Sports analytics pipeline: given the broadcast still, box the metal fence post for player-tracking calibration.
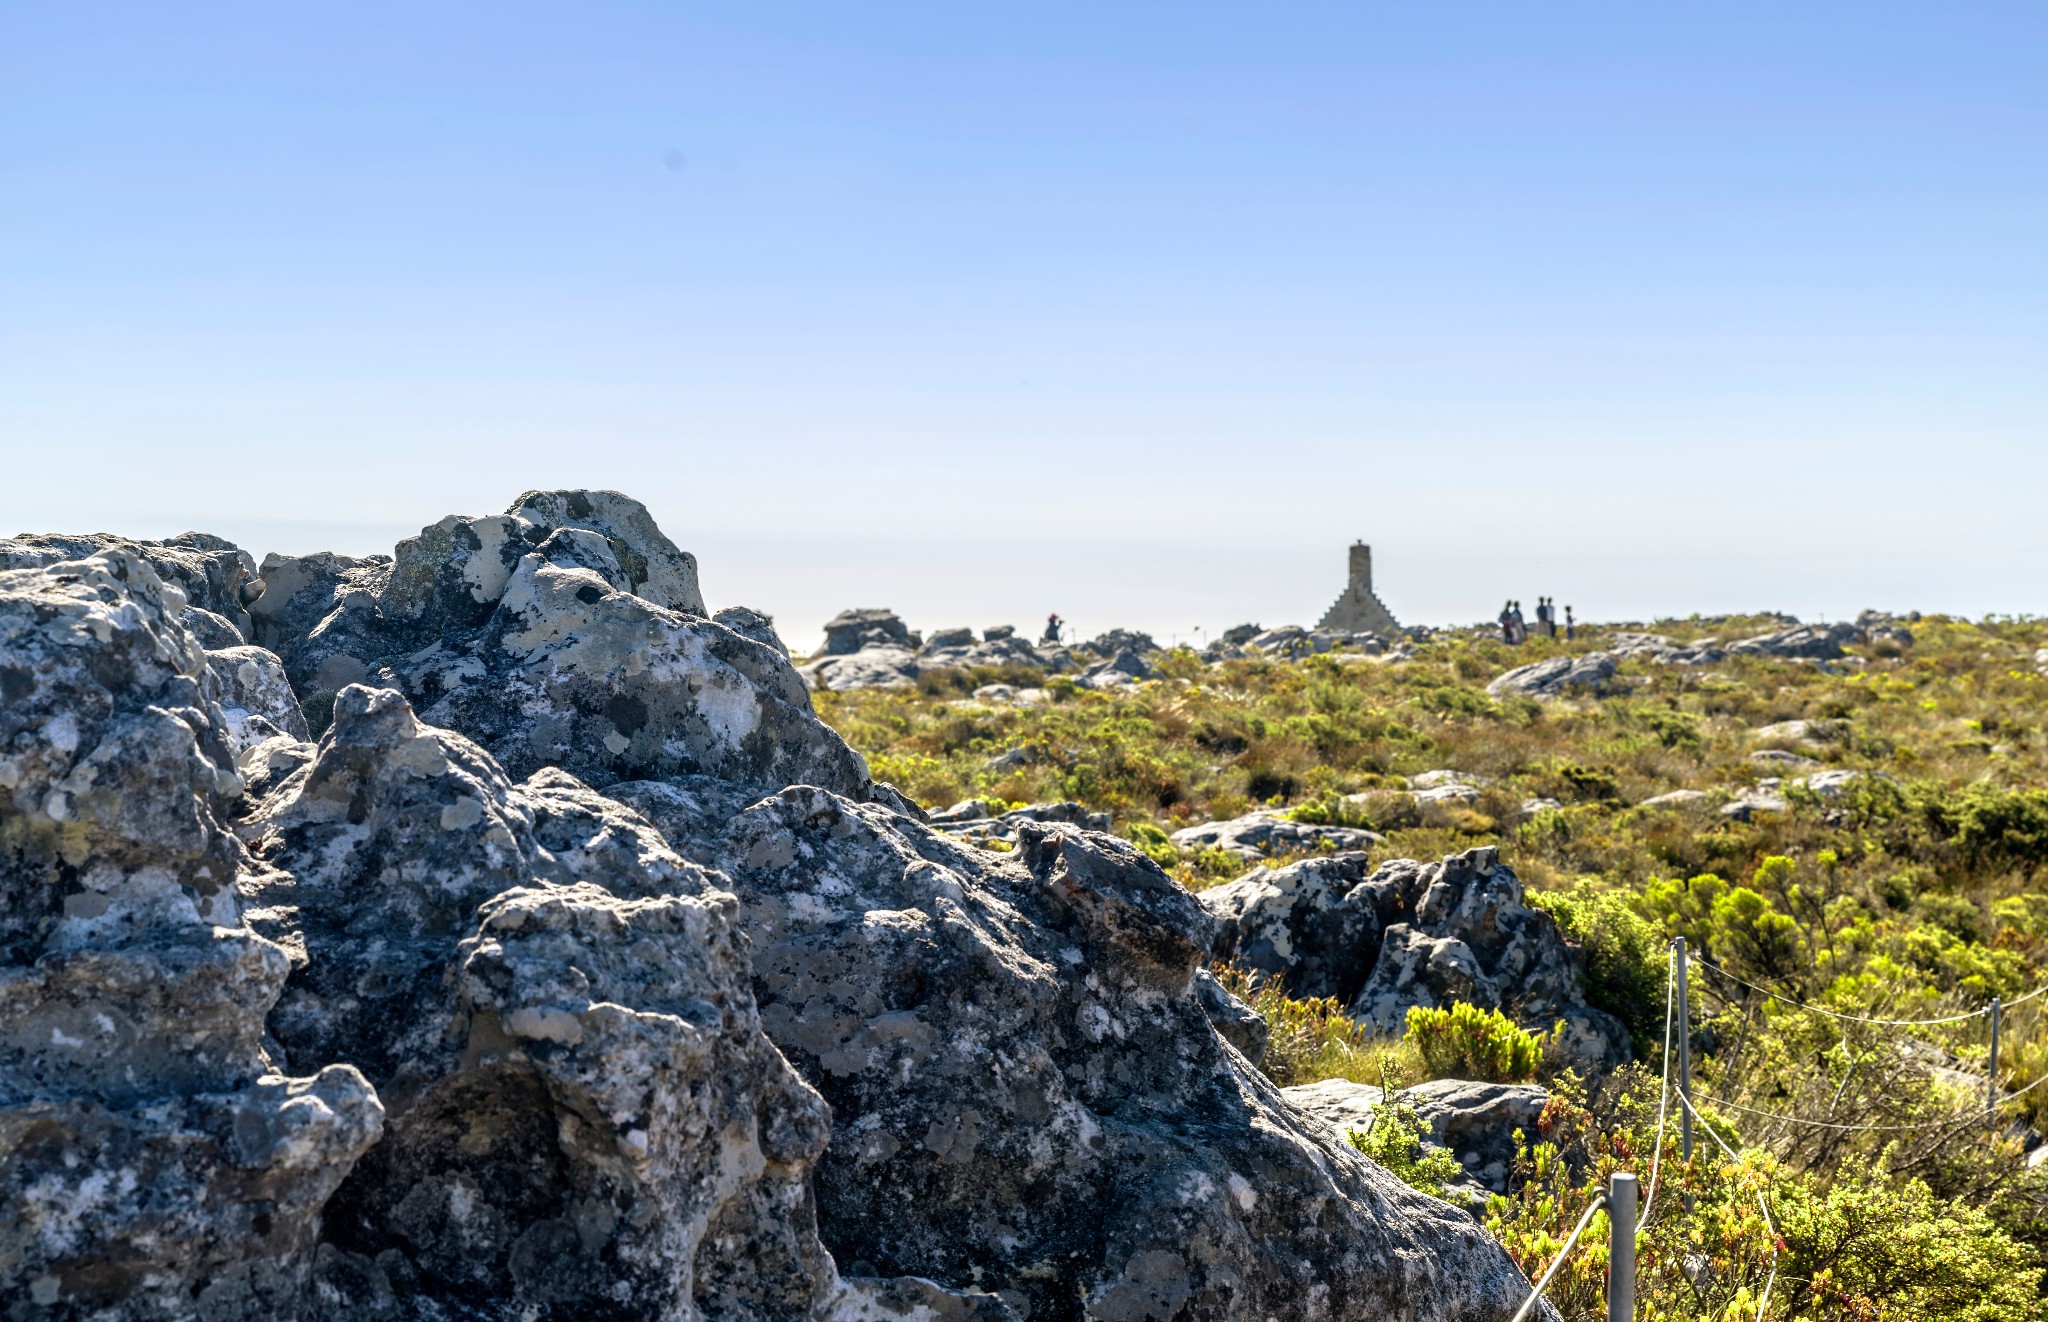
[1607,1172,1638,1322]
[1988,996,2002,1129]
[1675,938,1692,1167]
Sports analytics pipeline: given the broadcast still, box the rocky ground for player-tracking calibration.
[0,495,1549,1321]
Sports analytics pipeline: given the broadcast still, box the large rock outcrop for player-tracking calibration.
[4,494,1551,1322]
[0,551,382,1318]
[1202,847,1629,1072]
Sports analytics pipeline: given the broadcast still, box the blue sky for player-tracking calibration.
[3,3,2043,645]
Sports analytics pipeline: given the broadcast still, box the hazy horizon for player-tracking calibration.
[5,3,2044,642]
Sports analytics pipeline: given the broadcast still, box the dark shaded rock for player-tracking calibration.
[821,608,916,656]
[1194,967,1270,1064]
[1204,848,1629,1074]
[242,687,989,1320]
[609,786,1544,1321]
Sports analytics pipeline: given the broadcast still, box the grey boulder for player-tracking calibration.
[1485,652,1618,700]
[0,550,383,1319]
[1170,810,1384,862]
[1205,848,1629,1074]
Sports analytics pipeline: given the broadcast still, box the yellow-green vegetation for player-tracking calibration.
[816,615,2048,1318]
[1345,1057,1465,1200]
[1405,1002,1545,1083]
[1209,964,1422,1086]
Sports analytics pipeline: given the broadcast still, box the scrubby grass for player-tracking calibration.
[817,615,2048,1318]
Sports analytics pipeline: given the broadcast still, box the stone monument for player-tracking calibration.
[1317,540,1403,636]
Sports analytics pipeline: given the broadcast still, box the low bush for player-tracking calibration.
[1404,1002,1543,1083]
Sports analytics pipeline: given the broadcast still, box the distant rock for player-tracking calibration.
[1078,647,1154,690]
[1239,626,1388,659]
[1079,628,1160,657]
[1794,768,1882,798]
[1486,652,1619,700]
[1639,789,1712,809]
[1608,633,1722,666]
[1728,621,1860,661]
[1751,718,1847,746]
[802,645,923,691]
[923,626,976,651]
[1169,811,1384,862]
[1405,770,1488,806]
[821,607,918,656]
[1749,748,1822,771]
[1720,787,1789,821]
[926,800,1111,844]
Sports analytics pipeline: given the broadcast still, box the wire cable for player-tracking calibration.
[1508,1192,1610,1322]
[1703,1070,2048,1133]
[1694,961,2045,1027]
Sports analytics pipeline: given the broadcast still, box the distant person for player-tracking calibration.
[1535,597,1552,638]
[1565,605,1576,641]
[1042,613,1063,645]
[1510,600,1526,644]
[1498,600,1515,644]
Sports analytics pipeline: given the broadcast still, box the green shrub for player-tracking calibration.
[1348,1101,1463,1199]
[1127,821,1179,868]
[1532,884,1668,1056]
[1403,1002,1542,1082]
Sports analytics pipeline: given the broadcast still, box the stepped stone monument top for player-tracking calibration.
[1317,541,1403,636]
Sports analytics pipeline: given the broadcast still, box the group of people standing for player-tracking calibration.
[1498,597,1573,644]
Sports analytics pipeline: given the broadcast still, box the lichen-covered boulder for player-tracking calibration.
[0,531,261,642]
[1204,848,1629,1074]
[609,784,1542,1321]
[0,551,382,1318]
[204,643,311,754]
[239,684,996,1320]
[387,552,872,794]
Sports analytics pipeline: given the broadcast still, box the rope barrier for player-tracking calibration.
[1637,944,1676,1234]
[1507,1191,1609,1322]
[1694,960,2048,1027]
